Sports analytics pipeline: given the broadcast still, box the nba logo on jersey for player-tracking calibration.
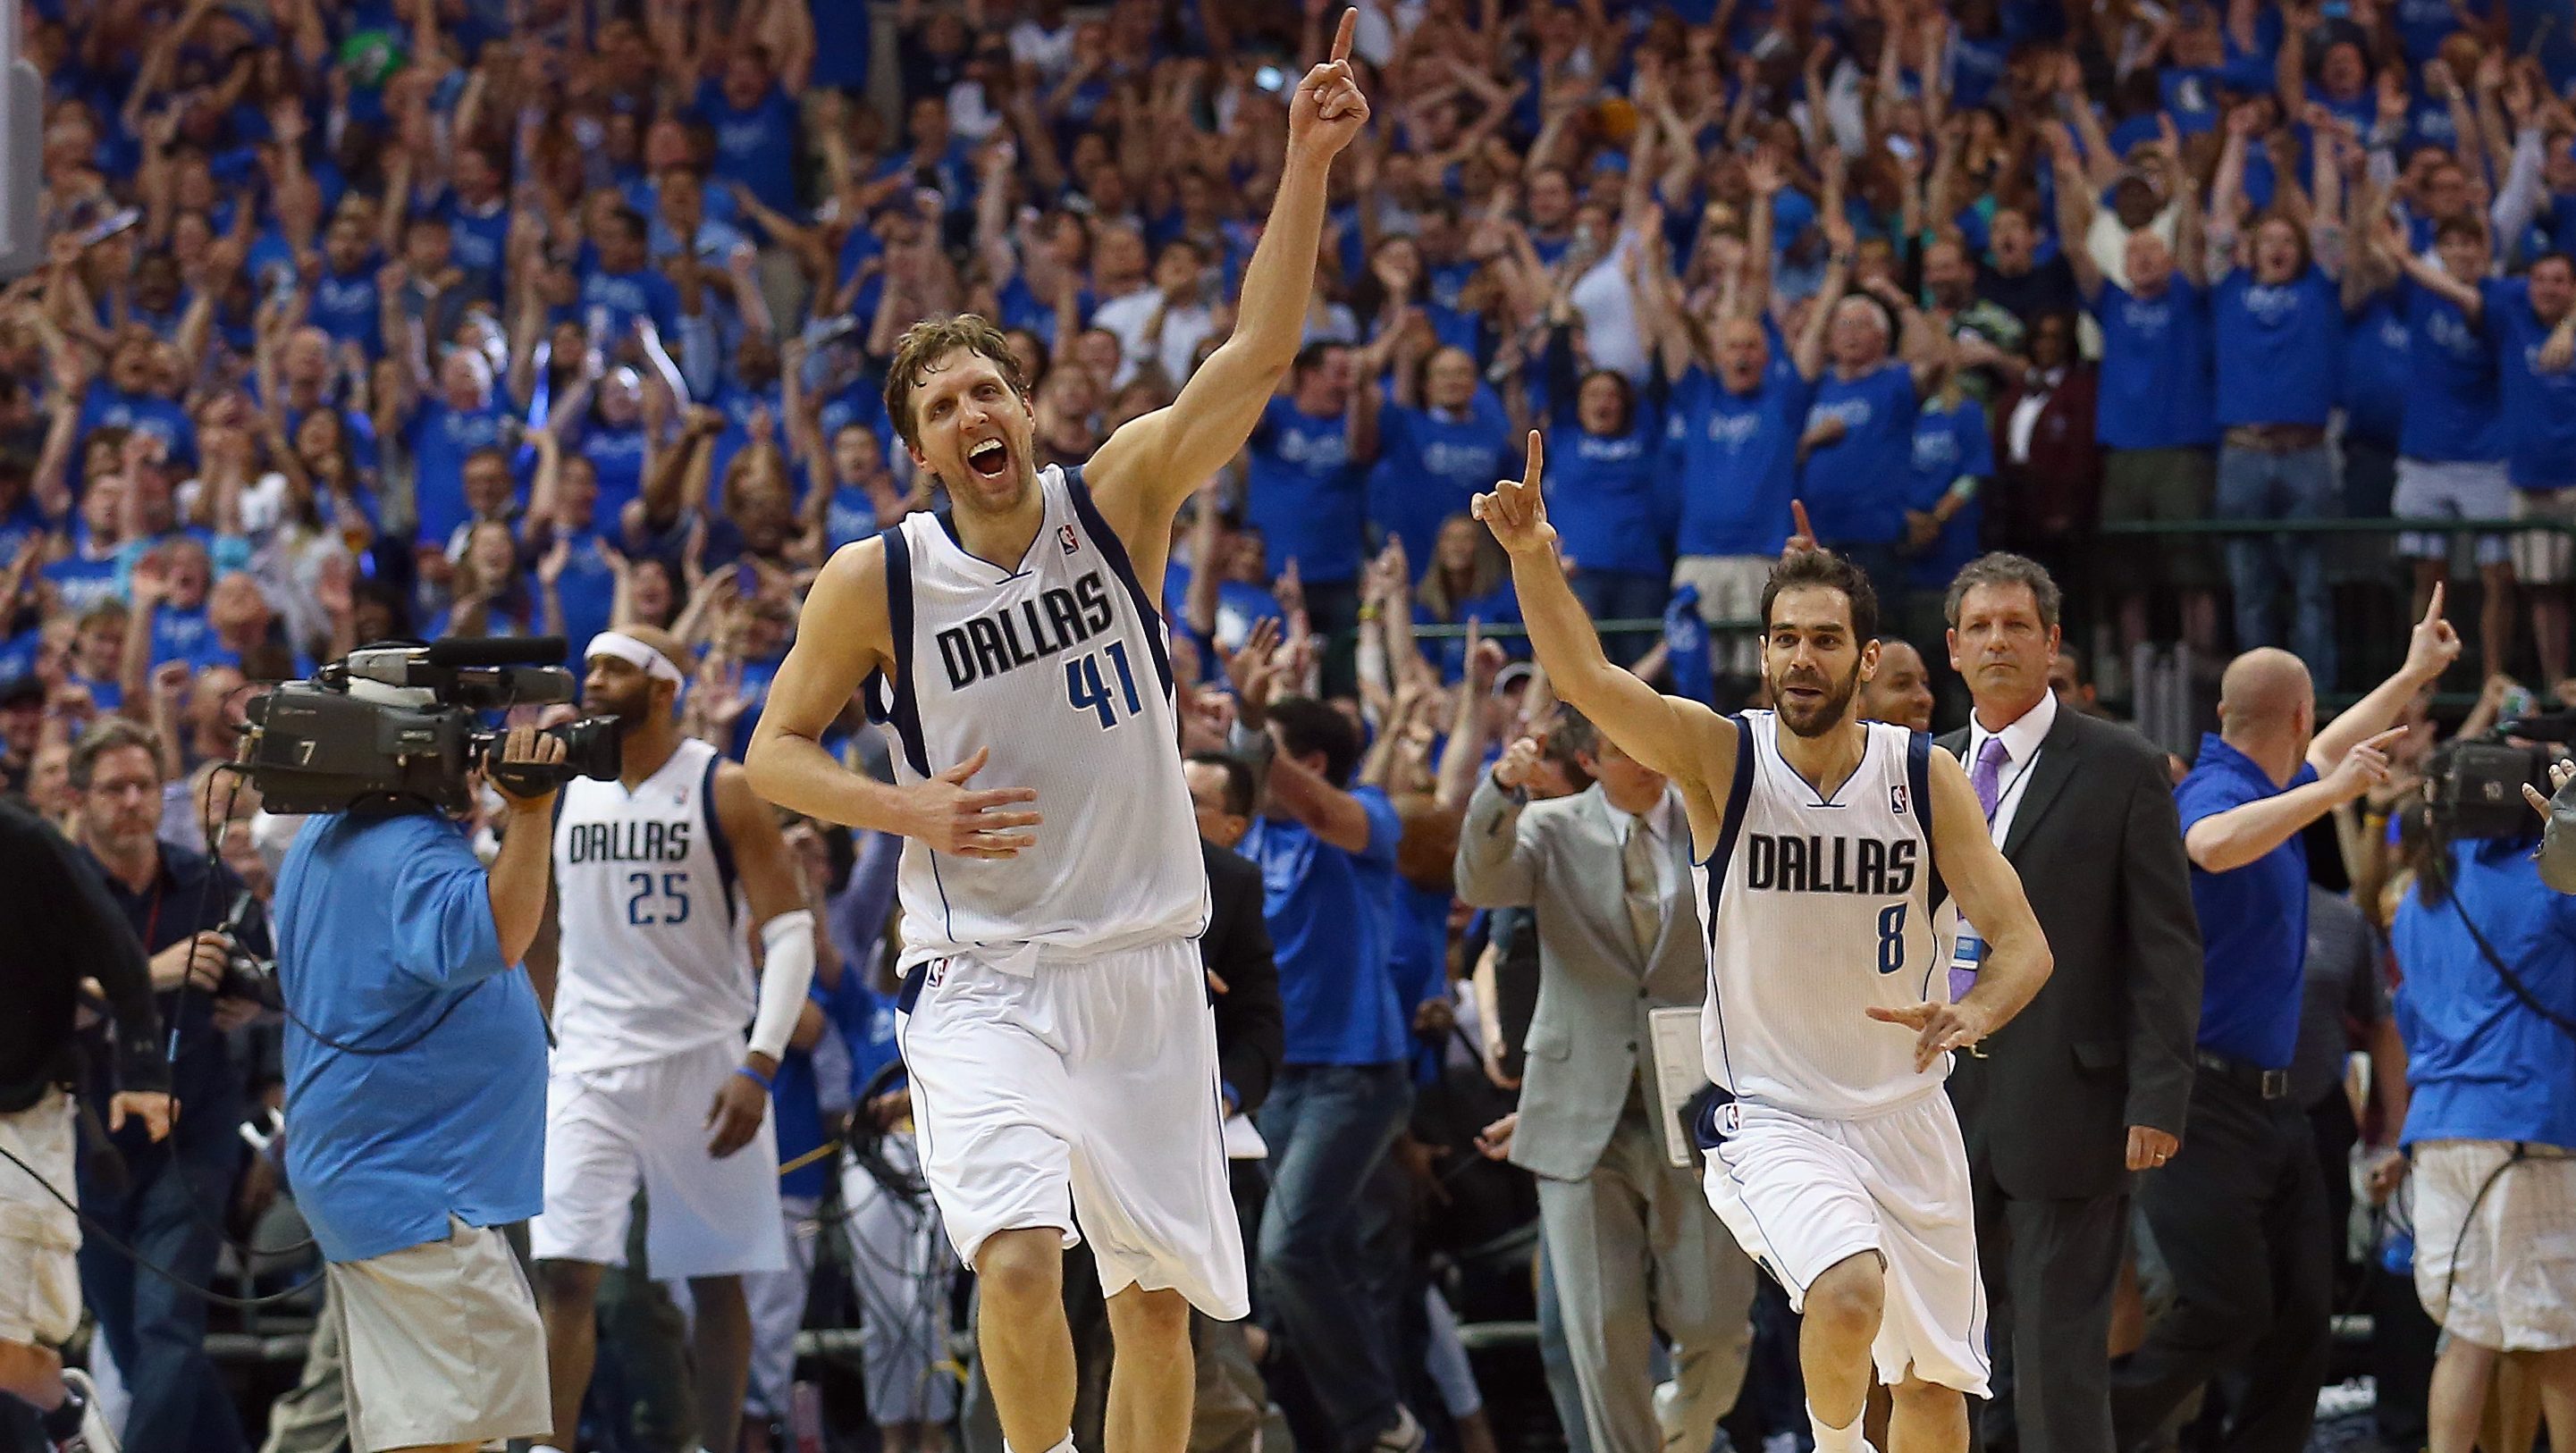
[1890,783,1908,817]
[1059,524,1081,555]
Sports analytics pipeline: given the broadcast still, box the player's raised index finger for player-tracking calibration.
[1329,5,1355,63]
[2424,580,2445,625]
[1523,429,1543,491]
[1790,499,1813,540]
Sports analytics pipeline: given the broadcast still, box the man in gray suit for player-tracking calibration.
[1455,709,1756,1453]
[1936,554,2202,1453]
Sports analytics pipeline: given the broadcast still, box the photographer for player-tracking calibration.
[2389,742,2576,1453]
[68,718,268,1453]
[268,724,567,1453]
[1,793,171,1452]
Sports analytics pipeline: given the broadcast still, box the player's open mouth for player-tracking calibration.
[966,440,1009,478]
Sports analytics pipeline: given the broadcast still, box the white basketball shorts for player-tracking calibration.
[531,1035,789,1279]
[897,936,1249,1320]
[1700,1088,1990,1394]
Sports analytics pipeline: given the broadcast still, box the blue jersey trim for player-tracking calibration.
[701,751,739,928]
[1060,463,1176,701]
[1907,729,1946,913]
[880,525,931,778]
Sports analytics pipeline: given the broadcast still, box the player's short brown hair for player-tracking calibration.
[1762,549,1880,645]
[882,314,1032,452]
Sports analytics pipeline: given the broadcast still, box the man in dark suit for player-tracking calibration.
[1935,554,2201,1453]
[1186,752,1286,1125]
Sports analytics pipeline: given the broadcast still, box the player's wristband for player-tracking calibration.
[735,1063,775,1093]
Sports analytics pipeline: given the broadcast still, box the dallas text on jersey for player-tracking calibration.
[935,569,1117,691]
[562,819,695,865]
[1739,832,1921,897]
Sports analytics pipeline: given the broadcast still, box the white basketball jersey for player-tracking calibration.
[551,736,753,1071]
[869,464,1208,969]
[1692,711,1955,1118]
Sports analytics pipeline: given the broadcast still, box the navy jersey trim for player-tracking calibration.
[1907,729,1947,913]
[1061,464,1176,701]
[701,752,740,928]
[880,525,930,777]
[1701,713,1757,877]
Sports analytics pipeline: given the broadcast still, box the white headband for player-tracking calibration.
[586,631,685,685]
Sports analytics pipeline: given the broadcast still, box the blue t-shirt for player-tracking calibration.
[550,530,619,665]
[578,266,684,342]
[147,602,224,668]
[309,265,383,357]
[409,399,512,544]
[2093,279,2218,449]
[2390,837,2576,1147]
[1906,396,1993,590]
[1667,365,1812,558]
[1242,787,1408,1065]
[43,554,120,616]
[2485,277,2576,488]
[2174,733,2319,1069]
[442,194,513,284]
[76,382,197,470]
[1245,399,1368,585]
[2214,265,2342,427]
[580,422,653,525]
[2395,277,2501,462]
[1368,392,1514,578]
[1549,415,1668,577]
[695,80,802,217]
[1800,362,1921,545]
[1162,559,1282,657]
[2341,292,2413,449]
[276,811,549,1263]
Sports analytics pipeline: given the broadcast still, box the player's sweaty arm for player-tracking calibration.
[1474,432,1737,815]
[1084,11,1369,581]
[745,540,1041,859]
[1879,747,2054,1069]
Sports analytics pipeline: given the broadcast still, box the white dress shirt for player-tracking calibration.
[1963,687,2058,847]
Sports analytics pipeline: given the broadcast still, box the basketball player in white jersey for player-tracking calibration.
[533,625,818,1453]
[1476,440,2054,1453]
[742,21,1367,1453]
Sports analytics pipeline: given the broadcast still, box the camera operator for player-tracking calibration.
[2390,743,2576,1453]
[1,792,172,1453]
[67,717,268,1453]
[268,724,567,1453]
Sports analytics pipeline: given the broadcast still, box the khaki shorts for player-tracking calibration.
[2101,448,2218,590]
[330,1215,552,1452]
[2410,1139,2576,1351]
[1672,555,1774,676]
[2510,487,2576,584]
[0,1089,81,1347]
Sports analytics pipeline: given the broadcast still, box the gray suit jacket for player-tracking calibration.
[1455,775,1709,1183]
[1938,706,2203,1201]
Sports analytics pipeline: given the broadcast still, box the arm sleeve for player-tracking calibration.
[40,816,168,1093]
[1208,861,1284,1116]
[385,819,511,990]
[1452,771,1539,908]
[2119,755,2204,1136]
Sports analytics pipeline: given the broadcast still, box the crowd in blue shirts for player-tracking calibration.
[15,0,2576,1443]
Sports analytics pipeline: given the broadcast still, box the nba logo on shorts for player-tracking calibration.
[1059,525,1081,555]
[1890,783,1908,816]
[1718,1101,1744,1137]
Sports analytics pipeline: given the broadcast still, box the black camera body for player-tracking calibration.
[241,637,623,815]
[2432,740,2556,841]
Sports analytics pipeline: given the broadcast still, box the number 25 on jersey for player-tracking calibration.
[1066,642,1143,728]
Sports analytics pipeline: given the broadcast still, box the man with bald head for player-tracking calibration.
[2110,594,2462,1453]
[1644,155,1833,698]
[2049,122,2221,668]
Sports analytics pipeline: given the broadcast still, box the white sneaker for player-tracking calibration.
[1374,1405,1427,1453]
[52,1370,119,1453]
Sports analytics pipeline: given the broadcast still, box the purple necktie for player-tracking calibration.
[1970,735,2009,823]
[1955,737,2011,1003]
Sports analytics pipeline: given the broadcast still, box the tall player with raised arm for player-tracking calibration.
[743,20,1368,1453]
[1475,438,2054,1453]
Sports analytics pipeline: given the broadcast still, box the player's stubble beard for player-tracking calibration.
[1772,657,1865,738]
